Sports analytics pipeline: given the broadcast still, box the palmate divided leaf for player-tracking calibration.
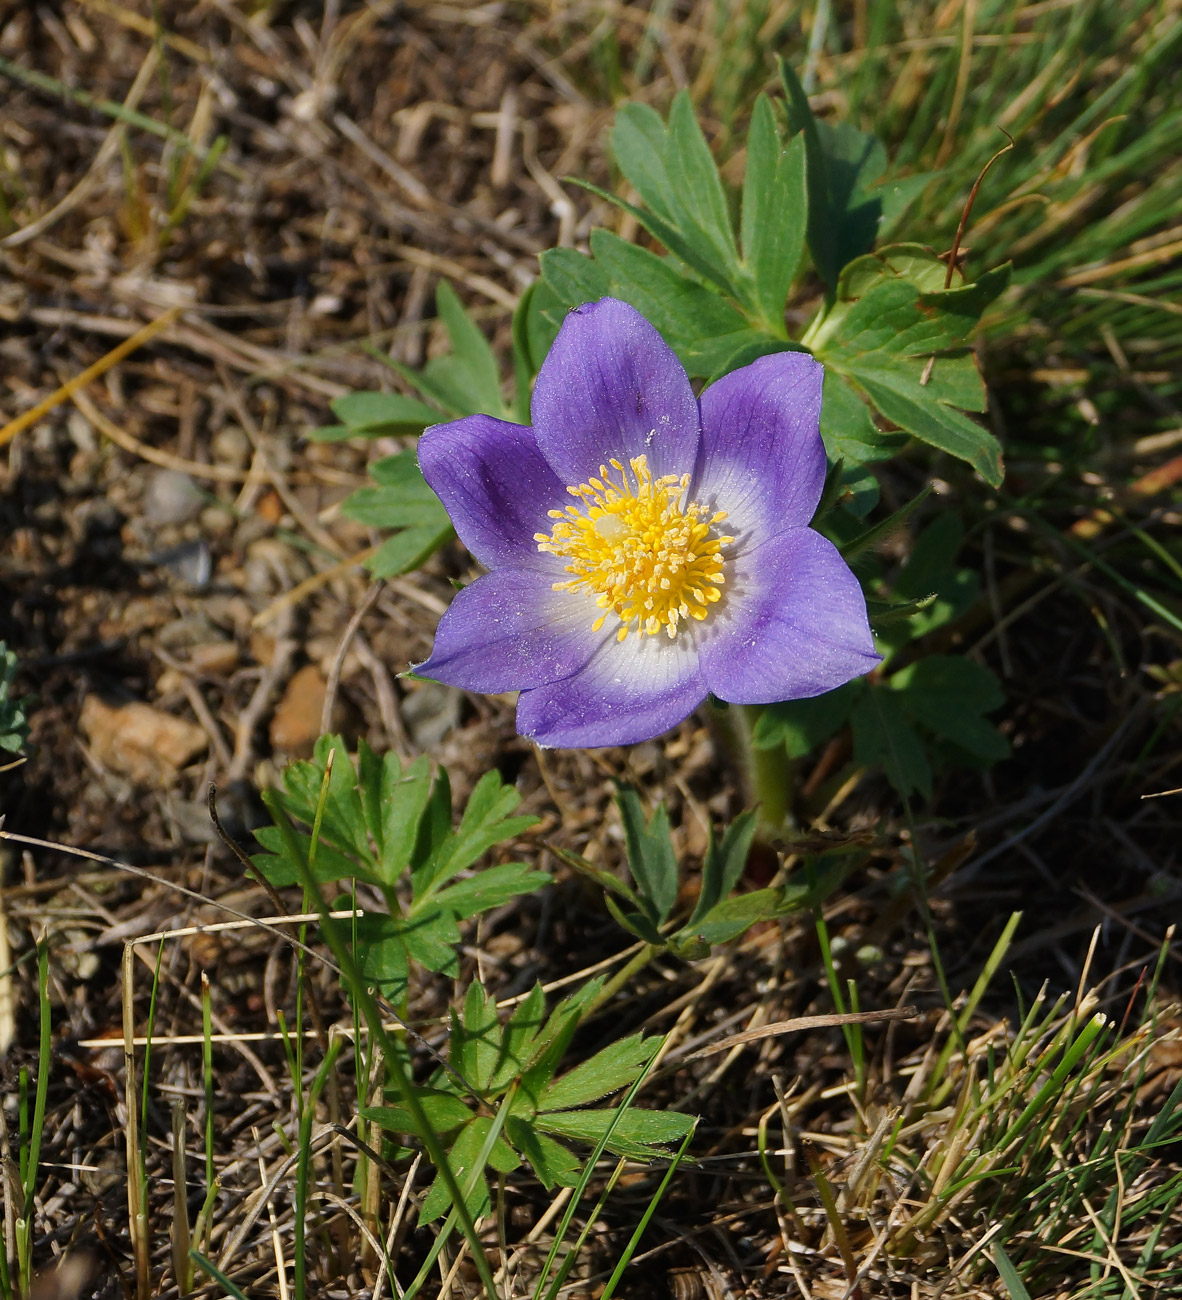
[597,787,810,954]
[538,71,1007,486]
[251,736,547,1001]
[805,245,1011,486]
[363,978,692,1222]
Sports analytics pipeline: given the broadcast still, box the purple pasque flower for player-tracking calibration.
[415,298,878,748]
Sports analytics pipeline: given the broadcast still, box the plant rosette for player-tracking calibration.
[415,297,879,748]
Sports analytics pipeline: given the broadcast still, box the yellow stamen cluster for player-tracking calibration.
[535,455,733,642]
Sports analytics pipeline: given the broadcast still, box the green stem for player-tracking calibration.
[706,702,793,834]
[587,943,662,1015]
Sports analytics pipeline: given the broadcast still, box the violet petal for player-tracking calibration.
[700,528,879,703]
[416,568,603,694]
[694,352,826,547]
[517,633,706,748]
[418,415,566,569]
[531,298,700,485]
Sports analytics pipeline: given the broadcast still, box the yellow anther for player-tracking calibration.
[537,454,730,641]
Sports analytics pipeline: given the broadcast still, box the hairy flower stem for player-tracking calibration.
[706,702,793,835]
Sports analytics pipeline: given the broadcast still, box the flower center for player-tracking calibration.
[535,455,733,641]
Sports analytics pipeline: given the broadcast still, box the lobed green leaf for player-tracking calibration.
[539,1034,660,1112]
[505,1117,583,1189]
[536,1107,694,1160]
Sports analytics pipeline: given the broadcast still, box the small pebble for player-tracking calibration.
[211,426,251,468]
[142,468,204,525]
[149,538,212,587]
[200,504,236,538]
[189,641,239,675]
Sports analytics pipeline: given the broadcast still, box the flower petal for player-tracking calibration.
[417,568,604,694]
[418,415,566,569]
[694,351,826,546]
[531,298,700,485]
[517,633,706,748]
[700,528,878,703]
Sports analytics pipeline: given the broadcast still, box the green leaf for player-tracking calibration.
[675,888,788,950]
[341,448,454,577]
[615,784,679,926]
[539,1034,660,1112]
[818,372,905,468]
[854,369,1004,486]
[545,844,643,910]
[536,246,612,317]
[382,281,508,421]
[779,59,889,290]
[363,1089,473,1137]
[342,489,451,530]
[488,984,548,1094]
[317,390,440,439]
[518,980,606,1108]
[610,101,676,224]
[432,861,551,919]
[603,893,666,946]
[865,594,939,627]
[353,912,411,1002]
[454,983,501,1093]
[506,1117,582,1189]
[415,765,454,877]
[690,811,759,924]
[251,738,385,887]
[752,681,861,758]
[992,1244,1034,1300]
[345,449,449,525]
[837,242,948,299]
[364,524,454,578]
[509,281,539,421]
[536,1107,694,1160]
[435,281,505,411]
[741,97,807,333]
[851,687,932,800]
[520,277,566,382]
[882,513,979,646]
[890,656,1008,762]
[250,822,351,889]
[296,736,372,862]
[377,754,433,887]
[414,769,539,897]
[418,1116,518,1225]
[838,462,881,519]
[819,249,1009,360]
[811,247,1010,485]
[401,904,462,979]
[605,99,739,298]
[540,233,765,380]
[665,91,742,281]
